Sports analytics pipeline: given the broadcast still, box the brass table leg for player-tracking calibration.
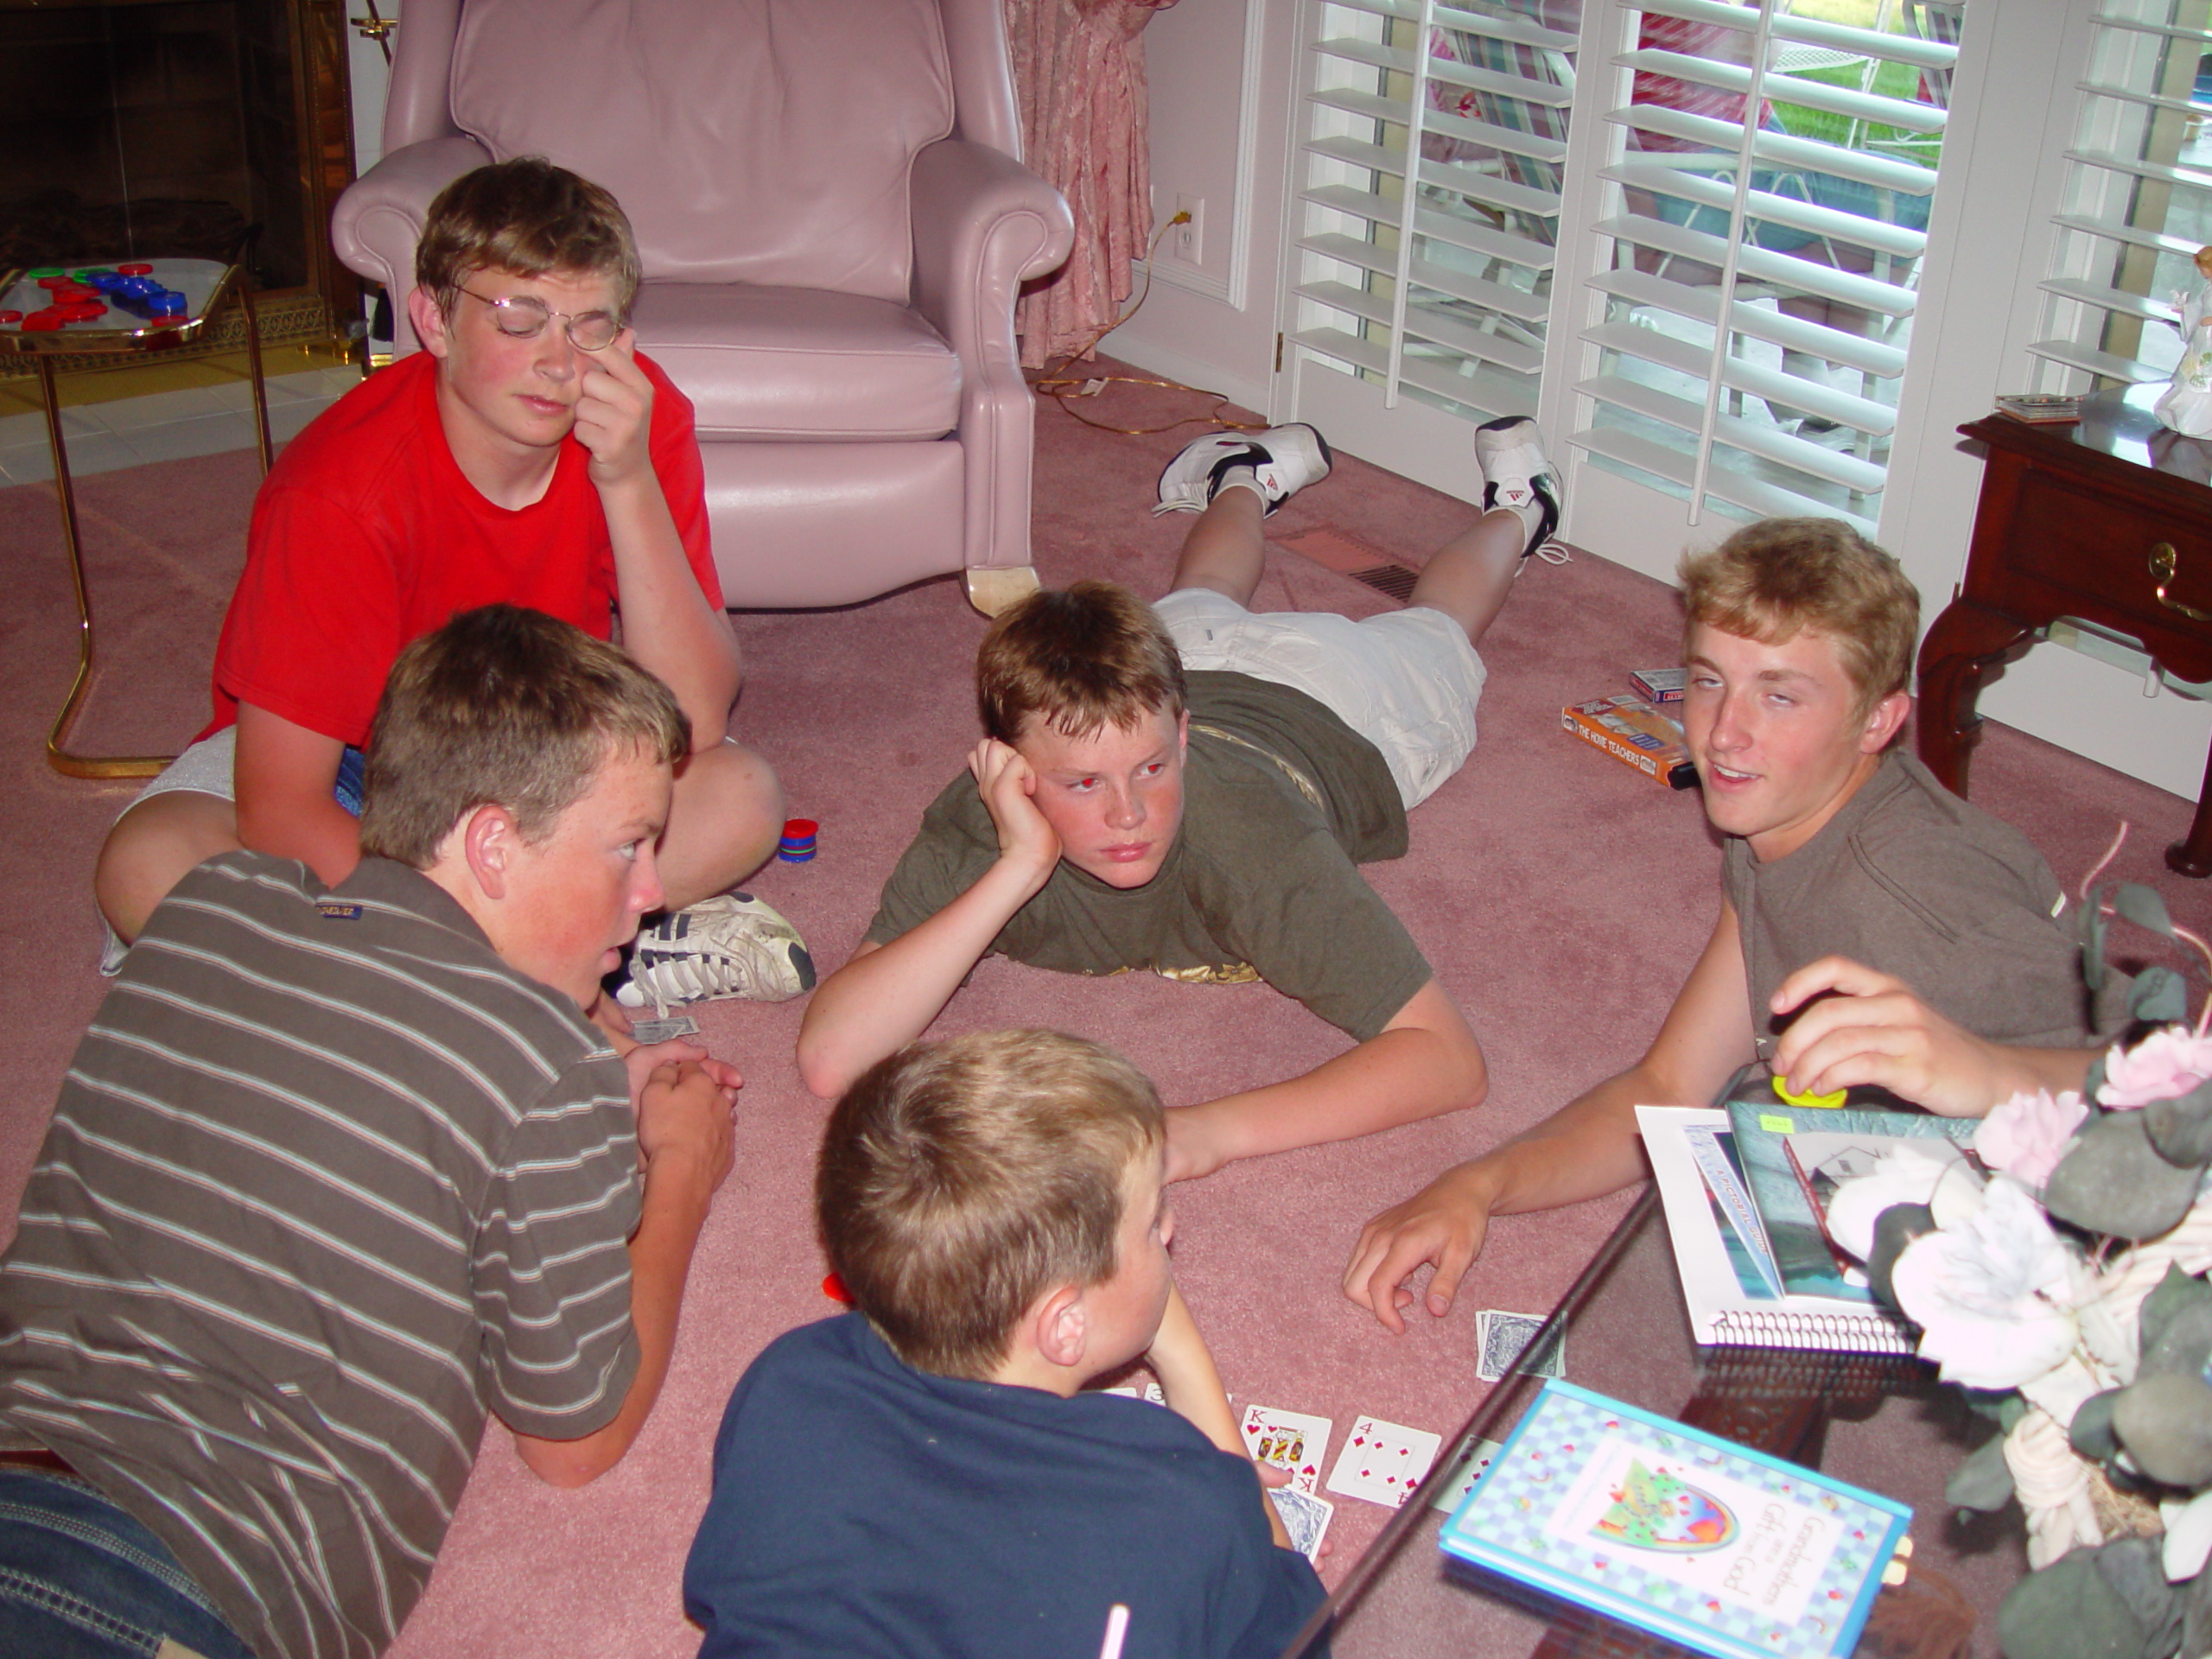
[238,281,274,478]
[38,353,174,779]
[37,276,270,779]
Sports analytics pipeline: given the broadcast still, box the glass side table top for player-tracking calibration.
[1281,1192,2030,1659]
[0,259,244,354]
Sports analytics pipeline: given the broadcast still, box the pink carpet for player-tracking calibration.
[3,366,2208,1657]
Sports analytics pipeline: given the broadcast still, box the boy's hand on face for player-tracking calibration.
[1769,956,2022,1118]
[1341,1160,1498,1333]
[633,1055,740,1194]
[968,738,1061,880]
[573,327,654,491]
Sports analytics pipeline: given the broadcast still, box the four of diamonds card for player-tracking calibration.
[1440,1381,1910,1659]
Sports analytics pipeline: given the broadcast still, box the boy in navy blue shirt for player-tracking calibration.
[683,1029,1323,1658]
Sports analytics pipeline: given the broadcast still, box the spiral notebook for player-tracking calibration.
[1636,1107,1916,1354]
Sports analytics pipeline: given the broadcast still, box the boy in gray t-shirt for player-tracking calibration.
[799,418,1567,1183]
[1345,518,2122,1333]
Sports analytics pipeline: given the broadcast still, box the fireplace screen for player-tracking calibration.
[0,0,359,349]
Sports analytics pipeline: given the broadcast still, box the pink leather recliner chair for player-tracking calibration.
[331,0,1074,613]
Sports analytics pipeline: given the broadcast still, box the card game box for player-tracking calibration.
[1993,392,2081,424]
[1563,695,1698,790]
[1629,666,1685,703]
[1440,1381,1911,1659]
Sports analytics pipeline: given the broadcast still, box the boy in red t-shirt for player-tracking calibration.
[93,158,809,1013]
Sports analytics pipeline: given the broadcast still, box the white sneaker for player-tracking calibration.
[614,891,815,1014]
[1153,423,1333,516]
[1473,416,1564,563]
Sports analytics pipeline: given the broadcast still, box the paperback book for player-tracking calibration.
[1562,694,1698,790]
[1440,1379,1912,1659]
[1637,1107,1916,1353]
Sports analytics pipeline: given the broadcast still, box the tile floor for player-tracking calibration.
[0,364,361,486]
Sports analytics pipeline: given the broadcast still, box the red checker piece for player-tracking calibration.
[117,263,154,276]
[60,302,106,321]
[35,275,70,289]
[22,310,67,331]
[0,311,21,325]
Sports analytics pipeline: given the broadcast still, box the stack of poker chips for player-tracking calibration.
[777,818,818,863]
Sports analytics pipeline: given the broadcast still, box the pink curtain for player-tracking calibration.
[1004,0,1179,370]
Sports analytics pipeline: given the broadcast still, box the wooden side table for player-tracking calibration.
[0,259,272,779]
[1916,386,2212,876]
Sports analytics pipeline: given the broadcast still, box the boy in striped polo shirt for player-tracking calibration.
[0,605,740,1659]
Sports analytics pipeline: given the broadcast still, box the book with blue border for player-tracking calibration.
[1439,1380,1912,1659]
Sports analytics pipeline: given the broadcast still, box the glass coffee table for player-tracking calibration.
[1279,1190,2028,1659]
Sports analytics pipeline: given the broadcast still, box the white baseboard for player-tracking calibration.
[1976,639,2207,803]
[1090,321,1275,421]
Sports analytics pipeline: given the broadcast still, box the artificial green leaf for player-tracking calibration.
[2112,883,2175,940]
[2137,1263,2212,1360]
[2127,966,2189,1027]
[2080,887,2110,993]
[1947,1431,2016,1511]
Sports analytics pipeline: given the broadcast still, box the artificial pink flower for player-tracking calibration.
[1891,1179,2086,1391]
[2098,1026,2212,1109]
[1973,1090,2090,1188]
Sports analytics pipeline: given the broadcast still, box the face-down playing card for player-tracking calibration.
[1268,1486,1334,1561]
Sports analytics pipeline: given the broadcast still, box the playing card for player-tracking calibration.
[1268,1485,1334,1561]
[1475,1308,1565,1382]
[1324,1415,1441,1509]
[1427,1434,1507,1512]
[626,1014,700,1045]
[1100,1382,1168,1407]
[1238,1405,1332,1494]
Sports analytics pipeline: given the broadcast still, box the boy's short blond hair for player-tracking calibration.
[1678,518,1920,717]
[359,605,688,868]
[415,156,643,320]
[817,1030,1165,1380]
[976,582,1186,745]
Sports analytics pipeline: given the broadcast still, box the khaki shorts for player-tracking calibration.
[99,728,365,975]
[1155,588,1485,809]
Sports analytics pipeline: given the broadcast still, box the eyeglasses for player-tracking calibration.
[455,286,622,351]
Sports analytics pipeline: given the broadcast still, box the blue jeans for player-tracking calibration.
[0,1470,255,1659]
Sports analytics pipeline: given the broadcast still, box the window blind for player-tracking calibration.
[2025,0,2212,388]
[1567,0,1960,533]
[1288,0,1581,423]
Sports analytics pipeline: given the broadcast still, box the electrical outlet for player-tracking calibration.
[1173,194,1204,265]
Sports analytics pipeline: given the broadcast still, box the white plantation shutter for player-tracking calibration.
[2023,0,2212,388]
[1564,0,1959,534]
[1287,0,1581,423]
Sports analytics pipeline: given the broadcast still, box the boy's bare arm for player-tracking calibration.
[797,741,1062,1097]
[1148,1283,1293,1550]
[508,1053,736,1487]
[575,333,741,747]
[233,703,361,887]
[1340,907,1753,1332]
[1163,977,1489,1184]
[1769,956,2098,1115]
